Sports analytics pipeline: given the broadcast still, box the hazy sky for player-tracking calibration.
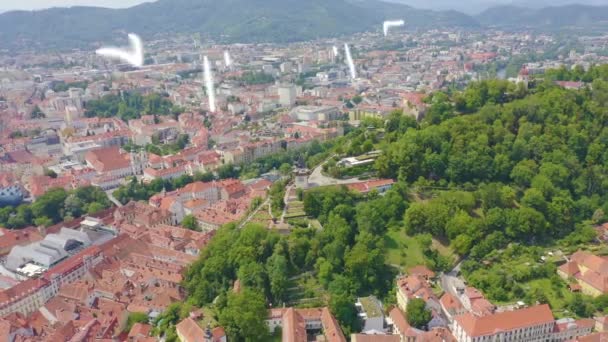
[0,0,602,14]
[0,0,149,12]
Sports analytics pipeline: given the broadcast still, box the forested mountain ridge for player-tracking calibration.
[1,0,606,51]
[0,0,477,50]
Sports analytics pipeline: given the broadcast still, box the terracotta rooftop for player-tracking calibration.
[389,307,415,336]
[575,332,608,342]
[175,317,206,342]
[128,323,152,338]
[440,292,463,312]
[409,265,436,279]
[282,308,307,342]
[454,304,554,338]
[84,146,131,172]
[321,307,346,342]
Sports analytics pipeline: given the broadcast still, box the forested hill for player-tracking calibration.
[377,66,608,260]
[171,67,608,341]
[476,4,608,30]
[0,0,477,50]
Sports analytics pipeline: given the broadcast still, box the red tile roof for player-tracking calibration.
[389,307,414,336]
[409,265,436,279]
[440,293,463,313]
[176,317,206,342]
[454,304,554,338]
[212,326,226,342]
[0,227,42,251]
[85,146,131,172]
[346,179,395,193]
[282,308,307,342]
[321,307,346,342]
[128,323,152,338]
[575,332,608,342]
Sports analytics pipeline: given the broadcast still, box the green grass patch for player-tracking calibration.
[385,228,426,271]
[432,239,457,264]
[198,307,218,328]
[309,220,323,230]
[288,201,304,208]
[285,212,307,219]
[285,273,327,307]
[385,228,456,273]
[527,278,573,316]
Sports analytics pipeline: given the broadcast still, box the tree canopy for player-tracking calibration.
[84,92,181,121]
[0,186,111,229]
[376,77,608,261]
[406,298,432,329]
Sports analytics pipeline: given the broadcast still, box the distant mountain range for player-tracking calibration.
[476,4,608,29]
[385,0,607,14]
[0,0,606,51]
[0,0,476,50]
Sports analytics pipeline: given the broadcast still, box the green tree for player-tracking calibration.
[279,163,292,176]
[237,262,267,292]
[31,188,68,223]
[194,171,214,182]
[182,215,200,231]
[64,194,84,218]
[266,249,289,304]
[406,298,432,329]
[521,188,548,214]
[87,202,105,215]
[219,288,270,342]
[404,202,450,236]
[510,160,538,187]
[506,207,547,240]
[328,276,360,335]
[34,216,53,227]
[30,105,45,119]
[44,169,58,178]
[568,294,595,318]
[125,312,149,332]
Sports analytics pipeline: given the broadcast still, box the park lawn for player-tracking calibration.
[385,228,457,272]
[198,307,218,328]
[285,273,327,308]
[284,212,307,219]
[490,278,574,318]
[385,228,426,271]
[432,238,457,264]
[527,278,574,317]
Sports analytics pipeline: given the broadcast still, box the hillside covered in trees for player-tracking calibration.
[377,66,608,255]
[175,66,608,340]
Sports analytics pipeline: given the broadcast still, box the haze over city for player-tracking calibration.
[3,0,607,12]
[0,0,149,12]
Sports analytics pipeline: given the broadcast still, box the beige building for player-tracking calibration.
[452,305,555,342]
[558,250,608,297]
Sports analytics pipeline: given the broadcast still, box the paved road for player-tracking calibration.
[238,198,270,229]
[307,161,362,187]
[440,261,465,298]
[105,190,123,207]
[280,183,294,223]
